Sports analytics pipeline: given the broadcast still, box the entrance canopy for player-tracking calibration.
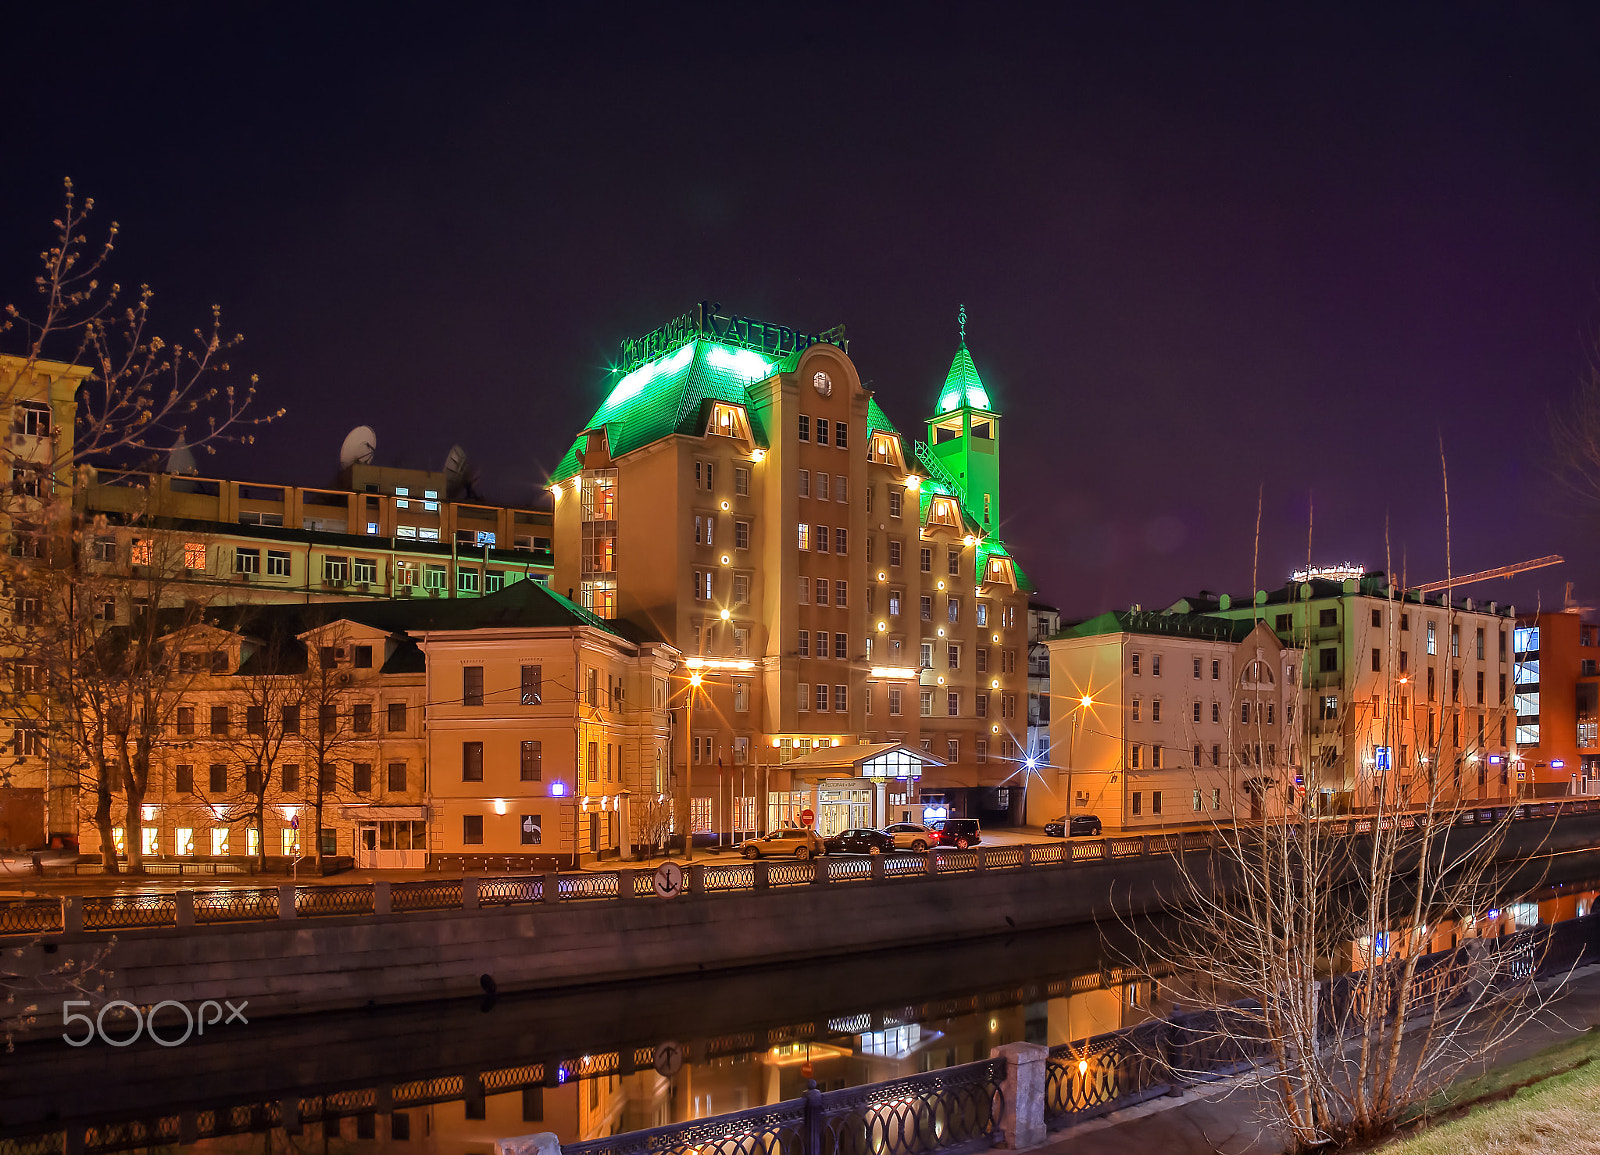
[783,742,945,781]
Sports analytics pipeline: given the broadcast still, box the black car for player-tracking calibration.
[1044,815,1103,837]
[823,828,896,855]
[928,818,981,849]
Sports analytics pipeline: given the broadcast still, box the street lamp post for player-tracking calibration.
[684,671,701,865]
[1067,694,1092,824]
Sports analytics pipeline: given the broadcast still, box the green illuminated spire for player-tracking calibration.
[928,306,1002,534]
[937,304,991,413]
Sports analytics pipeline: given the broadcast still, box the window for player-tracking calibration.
[350,645,372,669]
[1319,695,1338,720]
[14,401,50,437]
[387,762,407,792]
[234,547,261,574]
[1372,647,1381,672]
[1152,790,1163,814]
[693,569,713,600]
[921,595,933,621]
[1212,660,1220,680]
[424,565,446,590]
[816,418,829,446]
[834,684,847,711]
[834,527,847,554]
[798,629,810,658]
[386,702,407,733]
[834,632,847,660]
[280,763,300,792]
[798,682,810,711]
[735,627,750,656]
[1192,700,1201,723]
[458,568,480,593]
[463,815,483,846]
[1212,702,1220,723]
[835,580,848,607]
[463,667,484,707]
[1427,621,1437,655]
[1451,625,1460,659]
[835,475,848,503]
[174,765,194,793]
[352,763,373,794]
[1132,790,1142,814]
[889,489,903,518]
[798,414,810,442]
[976,692,988,718]
[209,764,228,793]
[1152,698,1162,722]
[1132,653,1141,675]
[947,643,961,669]
[1241,701,1251,723]
[889,539,903,568]
[323,555,349,583]
[519,814,542,846]
[210,706,229,735]
[816,578,829,605]
[888,589,903,617]
[921,641,934,667]
[976,603,989,627]
[520,665,542,705]
[816,683,830,712]
[946,738,960,763]
[816,472,829,501]
[947,549,960,577]
[520,740,542,782]
[889,686,903,715]
[947,598,960,624]
[184,542,206,570]
[1132,696,1142,722]
[733,520,751,551]
[1320,647,1338,672]
[353,703,372,732]
[947,691,959,717]
[1212,744,1220,766]
[920,547,932,573]
[834,422,847,449]
[921,690,934,716]
[735,466,749,496]
[1152,654,1162,676]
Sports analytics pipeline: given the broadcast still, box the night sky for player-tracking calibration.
[7,5,1600,619]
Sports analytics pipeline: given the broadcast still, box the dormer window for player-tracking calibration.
[926,497,961,528]
[708,402,752,442]
[869,433,904,468]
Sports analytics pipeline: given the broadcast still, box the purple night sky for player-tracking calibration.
[6,5,1600,619]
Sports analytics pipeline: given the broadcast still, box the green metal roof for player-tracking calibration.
[552,339,778,481]
[866,397,901,440]
[936,342,992,414]
[1053,610,1258,643]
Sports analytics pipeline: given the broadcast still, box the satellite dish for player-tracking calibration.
[167,435,197,476]
[443,444,469,495]
[339,425,378,470]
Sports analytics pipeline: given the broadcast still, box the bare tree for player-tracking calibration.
[1128,510,1550,1150]
[291,623,365,871]
[631,793,673,858]
[221,621,305,871]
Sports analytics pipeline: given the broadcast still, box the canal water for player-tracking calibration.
[5,881,1595,1155]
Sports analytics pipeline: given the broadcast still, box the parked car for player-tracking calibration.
[929,818,982,849]
[823,828,896,856]
[882,822,934,852]
[1044,815,1103,837]
[739,827,826,860]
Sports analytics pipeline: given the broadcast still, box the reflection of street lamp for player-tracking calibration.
[685,671,703,864]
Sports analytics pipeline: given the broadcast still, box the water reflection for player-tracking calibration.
[12,883,1595,1155]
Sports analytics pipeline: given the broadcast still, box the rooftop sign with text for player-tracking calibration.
[618,302,847,374]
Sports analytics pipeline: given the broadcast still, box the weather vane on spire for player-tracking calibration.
[958,303,967,344]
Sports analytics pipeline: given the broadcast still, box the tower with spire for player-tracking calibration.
[926,304,1002,535]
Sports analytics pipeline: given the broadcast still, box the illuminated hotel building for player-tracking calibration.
[551,306,1035,835]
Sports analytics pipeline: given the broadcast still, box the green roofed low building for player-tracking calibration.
[551,302,1039,842]
[1034,609,1299,831]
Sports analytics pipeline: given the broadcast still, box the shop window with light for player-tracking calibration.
[210,828,229,856]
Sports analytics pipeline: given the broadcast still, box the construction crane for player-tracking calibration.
[1408,554,1563,595]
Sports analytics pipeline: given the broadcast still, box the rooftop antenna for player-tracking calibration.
[958,303,967,346]
[166,434,197,476]
[339,425,378,470]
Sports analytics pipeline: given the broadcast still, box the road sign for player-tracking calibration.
[799,1061,814,1078]
[290,816,299,829]
[653,861,685,900]
[653,1040,685,1077]
[799,808,816,828]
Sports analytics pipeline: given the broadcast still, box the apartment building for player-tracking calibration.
[1036,611,1297,830]
[0,354,92,847]
[89,579,674,869]
[82,458,553,613]
[550,305,1035,837]
[1027,601,1061,766]
[1185,572,1517,812]
[1512,597,1600,797]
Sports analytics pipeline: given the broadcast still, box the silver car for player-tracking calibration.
[882,823,933,852]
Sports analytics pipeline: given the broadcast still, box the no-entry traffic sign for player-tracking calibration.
[799,808,815,828]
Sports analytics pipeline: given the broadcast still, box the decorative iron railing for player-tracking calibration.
[5,800,1597,938]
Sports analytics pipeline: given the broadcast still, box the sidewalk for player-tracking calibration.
[1036,965,1600,1155]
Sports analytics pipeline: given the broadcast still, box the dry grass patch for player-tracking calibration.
[1385,1032,1600,1155]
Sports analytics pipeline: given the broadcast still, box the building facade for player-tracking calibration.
[87,580,673,869]
[1034,612,1297,830]
[1185,572,1518,811]
[1027,600,1061,766]
[550,306,1035,837]
[1512,599,1600,797]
